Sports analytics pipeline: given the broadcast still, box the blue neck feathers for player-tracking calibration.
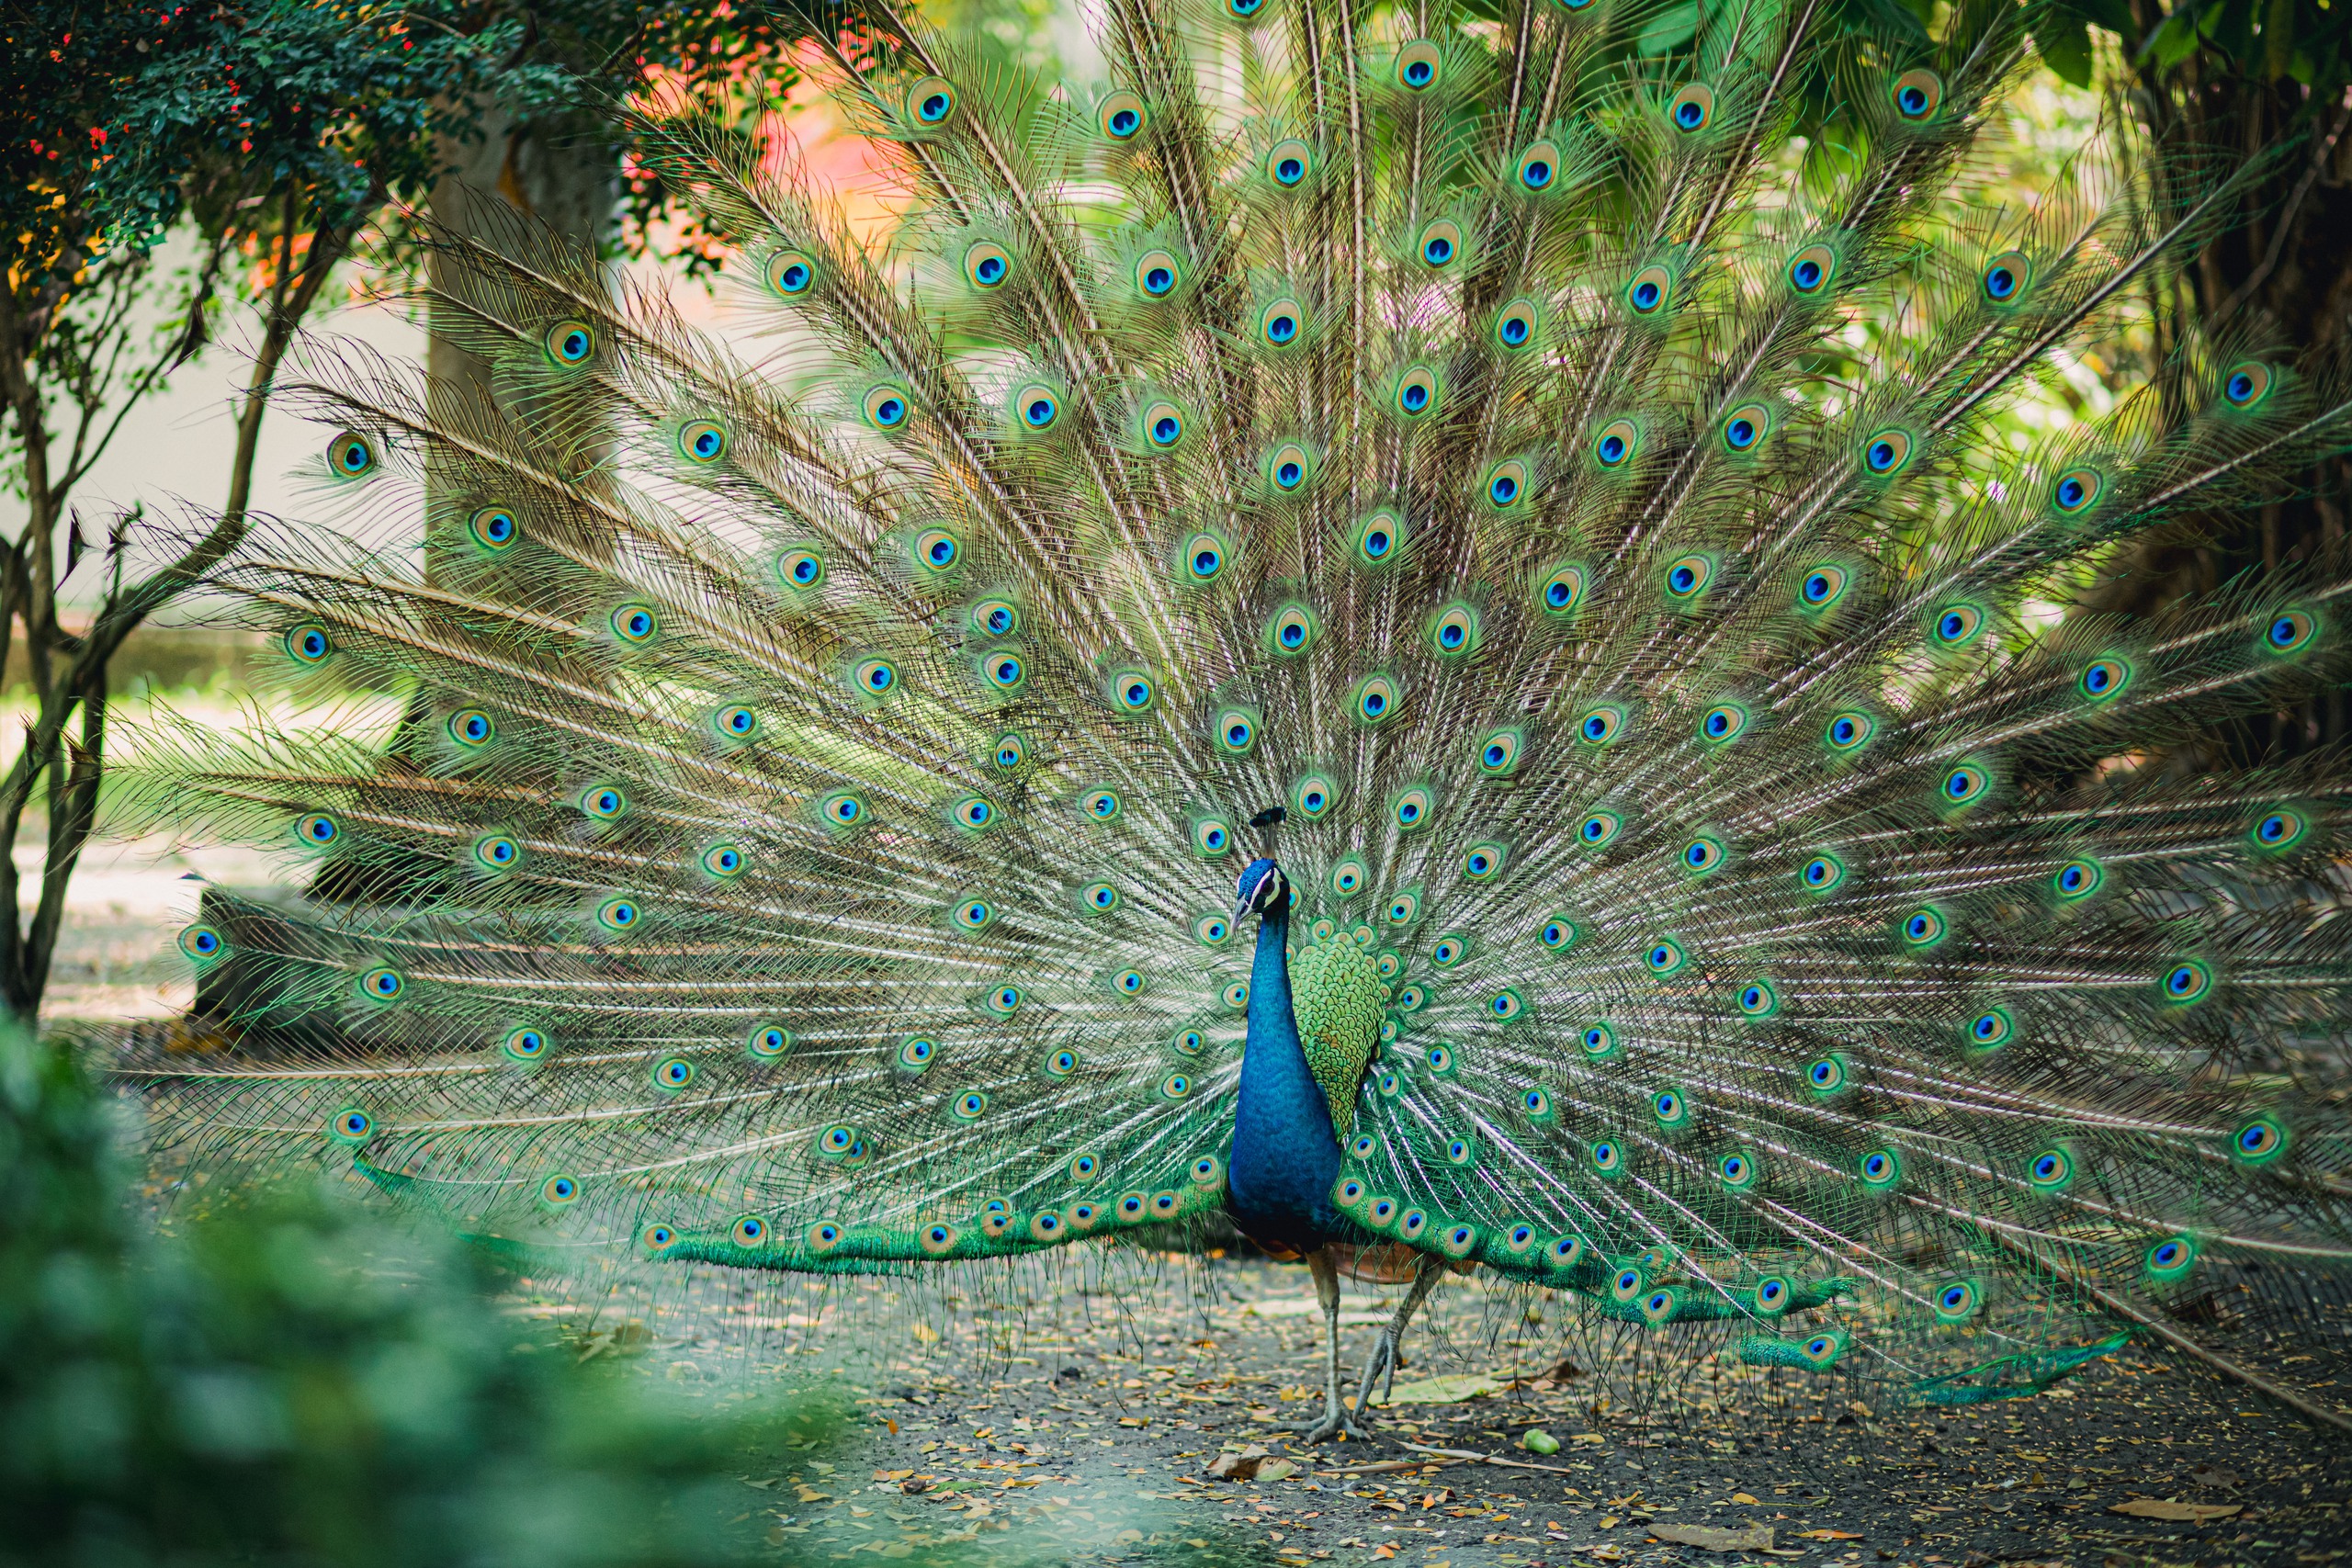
[1227,895,1342,1253]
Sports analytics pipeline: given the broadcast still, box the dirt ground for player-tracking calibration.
[597,1251,2352,1568]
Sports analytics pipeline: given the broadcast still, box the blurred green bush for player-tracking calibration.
[0,1029,819,1567]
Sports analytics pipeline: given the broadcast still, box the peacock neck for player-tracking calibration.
[1227,896,1343,1254]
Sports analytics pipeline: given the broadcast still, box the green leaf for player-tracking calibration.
[2040,16,2098,85]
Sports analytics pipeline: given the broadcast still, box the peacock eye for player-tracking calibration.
[1698,703,1748,743]
[1625,265,1671,317]
[1259,298,1305,348]
[1476,729,1521,774]
[1667,82,1715,131]
[547,321,594,365]
[1098,90,1148,141]
[1891,68,1942,121]
[286,623,334,663]
[1395,366,1439,418]
[1681,836,1724,874]
[1797,565,1849,610]
[1494,300,1538,349]
[2052,467,2103,514]
[1799,852,1847,894]
[1577,704,1627,746]
[865,386,913,431]
[1592,418,1640,470]
[1787,243,1836,296]
[1515,140,1559,191]
[1718,404,1770,454]
[679,421,728,464]
[1417,219,1464,270]
[447,710,495,749]
[1862,428,1914,475]
[1142,400,1186,449]
[1825,710,1875,752]
[2264,608,2318,656]
[963,241,1012,290]
[904,74,956,125]
[327,429,377,479]
[1483,459,1529,510]
[911,527,958,570]
[1266,138,1312,186]
[767,250,817,296]
[1982,249,2031,304]
[2222,360,2273,408]
[1663,553,1714,600]
[468,506,518,551]
[1901,905,1949,946]
[1537,563,1587,617]
[1395,39,1442,91]
[777,547,824,590]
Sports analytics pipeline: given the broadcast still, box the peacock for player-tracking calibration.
[122,0,2352,1445]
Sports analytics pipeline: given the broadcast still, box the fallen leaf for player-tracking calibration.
[1118,1416,1148,1427]
[1732,1494,1760,1505]
[1206,1445,1273,1481]
[1378,1373,1505,1404]
[1521,1428,1562,1455]
[1258,1458,1300,1482]
[1795,1529,1864,1540]
[2109,1499,2241,1522]
[793,1485,831,1504]
[1649,1523,1776,1552]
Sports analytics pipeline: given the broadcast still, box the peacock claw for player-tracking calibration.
[1301,1398,1374,1445]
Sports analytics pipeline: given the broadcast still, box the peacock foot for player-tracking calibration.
[1351,1328,1404,1423]
[1300,1393,1374,1444]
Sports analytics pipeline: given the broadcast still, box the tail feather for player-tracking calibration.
[110,0,2352,1419]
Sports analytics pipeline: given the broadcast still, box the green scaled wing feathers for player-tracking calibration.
[119,0,2352,1416]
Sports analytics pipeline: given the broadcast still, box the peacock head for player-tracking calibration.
[1236,858,1290,920]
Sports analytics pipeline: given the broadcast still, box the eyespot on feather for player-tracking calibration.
[1667,83,1715,132]
[1097,90,1148,141]
[964,242,1012,290]
[1891,68,1943,121]
[767,249,817,296]
[1394,39,1442,91]
[904,75,956,127]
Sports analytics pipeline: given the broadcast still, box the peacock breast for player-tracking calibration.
[1286,934,1389,1138]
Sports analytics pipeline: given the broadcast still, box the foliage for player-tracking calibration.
[0,1026,830,1568]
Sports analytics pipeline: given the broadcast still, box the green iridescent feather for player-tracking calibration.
[109,0,2352,1422]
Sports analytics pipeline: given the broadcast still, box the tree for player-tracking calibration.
[0,0,802,1026]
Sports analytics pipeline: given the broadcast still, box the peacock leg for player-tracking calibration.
[1352,1255,1446,1424]
[1300,1247,1373,1443]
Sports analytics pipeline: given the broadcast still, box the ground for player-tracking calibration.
[578,1252,2352,1568]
